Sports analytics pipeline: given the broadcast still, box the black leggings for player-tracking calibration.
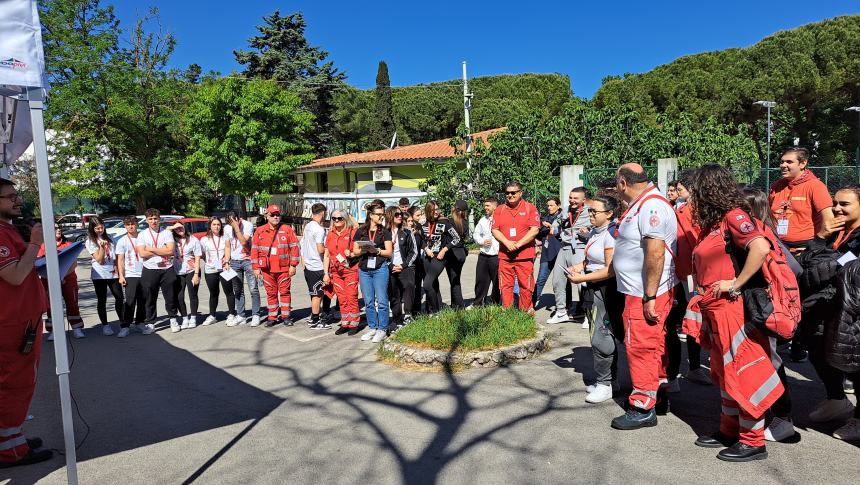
[204,272,235,316]
[390,266,416,323]
[423,257,445,313]
[412,257,426,314]
[445,254,465,310]
[665,284,703,377]
[93,278,123,325]
[177,273,200,316]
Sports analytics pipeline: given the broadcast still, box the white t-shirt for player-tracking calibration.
[612,185,678,297]
[136,228,175,270]
[473,216,499,256]
[300,221,326,272]
[584,226,616,271]
[391,228,403,266]
[175,236,203,275]
[200,234,232,274]
[224,219,254,261]
[85,238,117,279]
[115,234,143,278]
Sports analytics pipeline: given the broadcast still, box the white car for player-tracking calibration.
[111,215,184,240]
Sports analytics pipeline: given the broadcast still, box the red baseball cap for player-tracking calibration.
[266,204,282,214]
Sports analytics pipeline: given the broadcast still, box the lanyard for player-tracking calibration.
[368,227,378,244]
[210,236,221,260]
[613,185,658,237]
[569,206,583,230]
[833,228,859,251]
[127,235,139,263]
[148,228,160,250]
[178,239,186,261]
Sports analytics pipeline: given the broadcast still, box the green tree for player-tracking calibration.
[235,10,347,153]
[183,78,315,203]
[373,61,395,149]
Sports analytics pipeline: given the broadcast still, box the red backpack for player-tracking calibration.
[723,217,801,340]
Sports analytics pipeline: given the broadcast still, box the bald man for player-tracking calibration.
[610,163,678,430]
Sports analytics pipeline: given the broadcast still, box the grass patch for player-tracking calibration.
[392,306,537,351]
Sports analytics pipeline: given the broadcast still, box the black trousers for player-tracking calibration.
[445,254,465,310]
[93,278,123,325]
[666,284,703,377]
[122,276,146,328]
[177,273,200,317]
[412,257,425,314]
[474,253,500,306]
[423,257,445,313]
[141,267,178,324]
[390,266,416,324]
[204,272,235,316]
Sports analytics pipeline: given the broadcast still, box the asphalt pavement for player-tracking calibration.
[3,252,859,484]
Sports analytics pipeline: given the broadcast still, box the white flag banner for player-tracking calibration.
[0,0,47,87]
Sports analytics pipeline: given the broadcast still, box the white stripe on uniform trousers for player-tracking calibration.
[0,426,21,437]
[0,435,26,451]
[739,417,765,430]
[721,405,740,416]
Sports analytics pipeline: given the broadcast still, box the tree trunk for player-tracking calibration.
[135,193,147,214]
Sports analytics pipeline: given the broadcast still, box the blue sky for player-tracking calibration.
[111,1,858,98]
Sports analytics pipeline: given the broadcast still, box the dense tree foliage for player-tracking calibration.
[373,61,395,149]
[594,15,860,165]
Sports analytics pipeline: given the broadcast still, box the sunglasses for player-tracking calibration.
[394,213,403,218]
[269,213,282,217]
[505,190,521,196]
[331,216,344,221]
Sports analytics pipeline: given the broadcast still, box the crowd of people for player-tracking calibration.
[2,144,860,467]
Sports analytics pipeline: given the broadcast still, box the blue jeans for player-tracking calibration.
[533,253,556,308]
[230,259,260,316]
[359,262,390,330]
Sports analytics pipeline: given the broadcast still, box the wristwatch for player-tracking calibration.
[642,294,657,303]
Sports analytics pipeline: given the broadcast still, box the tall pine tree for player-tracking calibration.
[374,61,395,148]
[234,11,346,154]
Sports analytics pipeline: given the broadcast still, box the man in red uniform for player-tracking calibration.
[251,205,300,326]
[0,178,52,468]
[610,164,678,430]
[768,146,834,251]
[492,181,540,311]
[39,224,82,340]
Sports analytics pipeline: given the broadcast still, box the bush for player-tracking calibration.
[392,306,536,351]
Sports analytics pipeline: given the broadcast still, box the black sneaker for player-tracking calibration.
[790,347,808,363]
[264,319,278,328]
[655,388,669,416]
[716,442,768,462]
[26,437,43,449]
[611,408,657,430]
[335,325,352,335]
[283,317,295,327]
[0,448,53,468]
[347,325,362,336]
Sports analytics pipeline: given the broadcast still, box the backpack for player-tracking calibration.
[723,216,802,339]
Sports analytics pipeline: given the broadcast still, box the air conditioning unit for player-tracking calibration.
[295,173,304,184]
[372,168,391,182]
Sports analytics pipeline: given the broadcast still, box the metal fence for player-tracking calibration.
[583,165,657,192]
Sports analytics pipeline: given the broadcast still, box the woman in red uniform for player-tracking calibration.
[688,165,783,462]
[323,210,361,335]
[39,224,82,341]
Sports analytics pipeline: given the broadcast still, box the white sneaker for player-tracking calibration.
[666,379,681,394]
[360,329,376,341]
[833,417,860,441]
[102,324,114,336]
[72,327,86,339]
[685,367,713,385]
[117,327,130,338]
[180,316,190,330]
[581,318,589,329]
[546,312,570,324]
[202,315,217,326]
[371,329,387,343]
[586,381,620,394]
[45,331,54,342]
[808,398,855,423]
[170,318,181,333]
[585,383,614,403]
[187,315,197,329]
[226,315,239,327]
[141,323,155,335]
[764,417,795,442]
[250,315,261,327]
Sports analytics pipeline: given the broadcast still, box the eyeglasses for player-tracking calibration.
[505,191,521,196]
[331,217,344,221]
[371,212,384,217]
[588,209,611,215]
[0,193,22,201]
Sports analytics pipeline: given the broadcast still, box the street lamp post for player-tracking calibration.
[847,107,860,181]
[754,100,777,189]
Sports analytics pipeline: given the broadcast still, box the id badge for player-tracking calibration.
[509,227,517,238]
[366,256,377,269]
[777,219,789,236]
[270,247,278,255]
[336,254,346,263]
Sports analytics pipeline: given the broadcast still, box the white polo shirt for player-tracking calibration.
[224,219,254,261]
[136,228,175,270]
[612,185,678,297]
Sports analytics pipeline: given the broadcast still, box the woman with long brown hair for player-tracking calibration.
[85,216,123,337]
[199,216,236,327]
[688,164,783,461]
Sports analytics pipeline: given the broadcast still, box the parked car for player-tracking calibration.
[56,213,98,230]
[110,215,186,240]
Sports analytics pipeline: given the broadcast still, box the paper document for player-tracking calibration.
[35,241,83,278]
[220,267,238,281]
[837,251,858,267]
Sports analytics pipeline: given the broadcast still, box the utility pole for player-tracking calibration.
[462,61,473,158]
[754,100,776,189]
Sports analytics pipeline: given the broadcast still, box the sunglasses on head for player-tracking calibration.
[331,216,344,221]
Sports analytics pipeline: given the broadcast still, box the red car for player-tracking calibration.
[172,217,209,240]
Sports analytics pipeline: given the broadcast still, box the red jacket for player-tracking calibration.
[250,224,300,272]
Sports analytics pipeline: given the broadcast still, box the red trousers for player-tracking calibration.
[262,271,292,321]
[499,258,534,311]
[41,274,83,330]
[329,265,360,326]
[623,291,673,410]
[0,311,43,463]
